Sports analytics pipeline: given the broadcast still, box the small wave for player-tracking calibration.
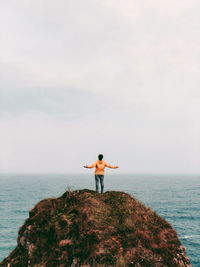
[14,210,27,214]
[182,234,200,239]
[166,215,200,220]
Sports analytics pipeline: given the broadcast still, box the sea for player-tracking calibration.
[0,174,199,266]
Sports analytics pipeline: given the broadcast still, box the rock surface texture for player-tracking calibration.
[1,190,191,267]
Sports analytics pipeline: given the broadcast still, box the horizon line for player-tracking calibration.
[0,172,199,176]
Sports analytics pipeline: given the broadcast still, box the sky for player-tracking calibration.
[0,0,200,174]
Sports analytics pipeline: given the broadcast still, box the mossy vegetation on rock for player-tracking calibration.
[1,189,191,267]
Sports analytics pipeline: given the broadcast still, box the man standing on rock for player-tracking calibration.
[84,154,119,193]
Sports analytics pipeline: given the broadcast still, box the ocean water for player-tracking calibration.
[0,174,199,266]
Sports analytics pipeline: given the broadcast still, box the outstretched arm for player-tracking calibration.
[83,162,96,168]
[105,163,119,169]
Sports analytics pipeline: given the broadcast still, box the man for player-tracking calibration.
[84,154,119,193]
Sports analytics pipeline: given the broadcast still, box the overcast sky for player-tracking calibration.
[0,0,200,174]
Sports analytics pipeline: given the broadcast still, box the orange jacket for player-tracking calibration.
[87,160,117,175]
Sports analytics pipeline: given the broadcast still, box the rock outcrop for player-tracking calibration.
[1,190,191,266]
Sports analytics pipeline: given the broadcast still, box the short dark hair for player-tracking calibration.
[98,154,103,160]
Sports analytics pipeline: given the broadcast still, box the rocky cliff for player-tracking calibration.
[1,189,191,267]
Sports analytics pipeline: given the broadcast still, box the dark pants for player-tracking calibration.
[95,175,104,193]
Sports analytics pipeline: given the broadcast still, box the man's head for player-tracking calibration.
[98,154,103,160]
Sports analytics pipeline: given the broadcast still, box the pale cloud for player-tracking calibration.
[0,0,200,173]
[1,0,199,95]
[0,87,104,118]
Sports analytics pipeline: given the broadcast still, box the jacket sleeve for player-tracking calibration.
[87,162,97,168]
[105,162,117,168]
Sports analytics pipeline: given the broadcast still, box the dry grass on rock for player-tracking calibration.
[1,189,191,267]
